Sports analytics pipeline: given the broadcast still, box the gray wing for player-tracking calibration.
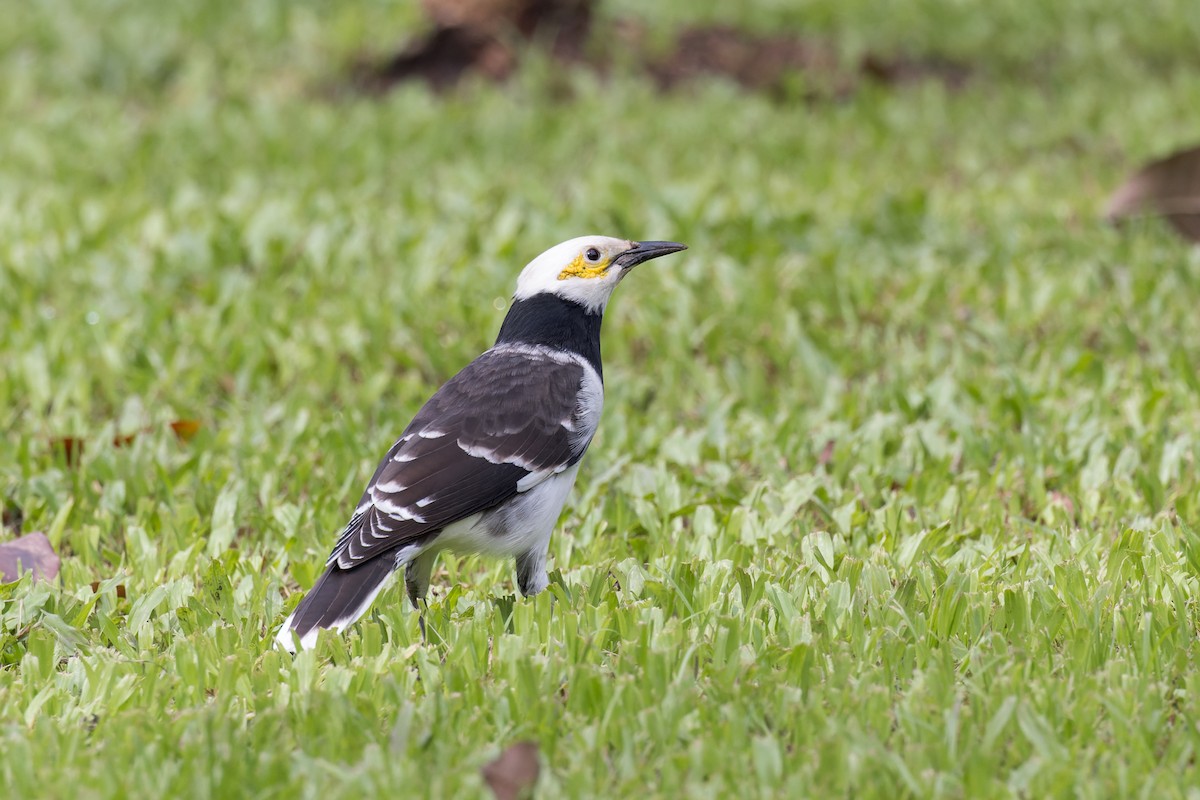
[327,348,598,569]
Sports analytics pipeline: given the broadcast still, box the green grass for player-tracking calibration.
[4,0,1200,796]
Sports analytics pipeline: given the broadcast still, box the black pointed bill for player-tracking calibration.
[613,240,688,270]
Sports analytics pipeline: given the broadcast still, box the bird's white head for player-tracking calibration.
[513,235,687,314]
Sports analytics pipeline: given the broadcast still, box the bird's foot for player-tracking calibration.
[416,597,430,643]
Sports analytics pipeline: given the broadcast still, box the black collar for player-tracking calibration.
[494,294,604,380]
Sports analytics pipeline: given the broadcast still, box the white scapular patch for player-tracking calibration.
[373,499,427,523]
[457,440,554,473]
[570,362,604,451]
[516,470,551,492]
[456,441,504,464]
[458,438,571,474]
[374,479,407,493]
[491,342,584,366]
[392,451,417,463]
[417,429,447,439]
[516,464,570,493]
[415,495,435,508]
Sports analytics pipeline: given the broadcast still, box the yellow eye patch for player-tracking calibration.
[557,253,610,280]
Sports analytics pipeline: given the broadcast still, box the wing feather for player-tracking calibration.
[328,348,598,569]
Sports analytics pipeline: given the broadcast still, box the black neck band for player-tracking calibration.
[495,294,604,380]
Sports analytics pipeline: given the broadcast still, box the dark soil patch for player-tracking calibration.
[644,24,847,97]
[354,0,593,93]
[859,53,972,90]
[352,0,971,97]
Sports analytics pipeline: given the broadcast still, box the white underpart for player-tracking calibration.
[438,463,582,558]
[512,235,636,314]
[570,359,604,451]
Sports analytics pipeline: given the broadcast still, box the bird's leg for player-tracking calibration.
[405,550,437,643]
[515,546,550,598]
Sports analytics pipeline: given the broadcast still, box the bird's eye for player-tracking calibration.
[585,247,601,262]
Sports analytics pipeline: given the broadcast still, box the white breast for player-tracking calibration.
[570,361,604,452]
[437,463,582,558]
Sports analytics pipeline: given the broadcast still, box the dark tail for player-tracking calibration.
[274,558,396,652]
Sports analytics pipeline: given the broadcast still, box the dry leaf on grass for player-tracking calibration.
[51,419,202,465]
[3,501,23,533]
[169,419,202,441]
[0,532,60,583]
[1106,144,1200,243]
[482,741,540,800]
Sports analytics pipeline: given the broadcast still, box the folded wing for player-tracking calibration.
[327,347,598,569]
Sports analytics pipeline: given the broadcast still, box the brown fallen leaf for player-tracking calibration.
[1107,144,1200,242]
[90,581,127,598]
[51,419,202,465]
[482,741,540,800]
[3,501,23,534]
[170,419,202,442]
[51,436,86,466]
[0,532,60,583]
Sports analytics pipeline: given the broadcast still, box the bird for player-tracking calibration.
[275,235,687,651]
